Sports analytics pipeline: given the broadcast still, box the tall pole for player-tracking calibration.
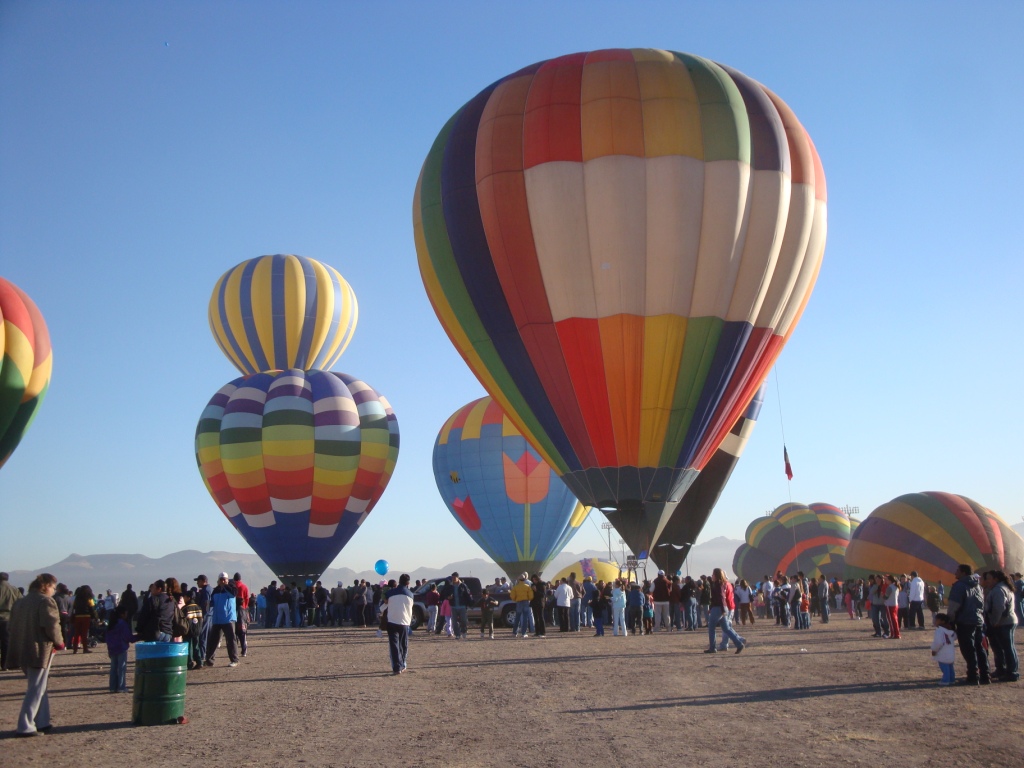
[601,522,613,562]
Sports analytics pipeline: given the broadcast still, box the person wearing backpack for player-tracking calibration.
[946,564,990,685]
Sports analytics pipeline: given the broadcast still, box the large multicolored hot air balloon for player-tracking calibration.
[195,369,399,583]
[209,254,358,375]
[732,503,855,583]
[845,493,1024,584]
[0,278,52,470]
[652,384,765,576]
[434,397,589,580]
[415,48,826,554]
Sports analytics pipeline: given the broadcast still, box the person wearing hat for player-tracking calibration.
[193,575,213,666]
[509,573,534,638]
[652,570,672,632]
[439,573,472,640]
[204,573,239,668]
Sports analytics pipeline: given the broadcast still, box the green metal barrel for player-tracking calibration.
[132,641,188,725]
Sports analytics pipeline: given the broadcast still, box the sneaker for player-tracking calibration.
[703,648,717,654]
[735,643,745,654]
[228,662,238,667]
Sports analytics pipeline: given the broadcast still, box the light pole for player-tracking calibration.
[601,522,613,561]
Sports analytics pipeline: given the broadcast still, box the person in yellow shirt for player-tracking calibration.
[509,574,534,638]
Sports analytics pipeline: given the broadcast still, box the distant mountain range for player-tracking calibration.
[4,536,745,593]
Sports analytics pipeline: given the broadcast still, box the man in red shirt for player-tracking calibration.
[232,573,250,658]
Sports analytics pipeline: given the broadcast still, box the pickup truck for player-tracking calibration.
[409,576,519,631]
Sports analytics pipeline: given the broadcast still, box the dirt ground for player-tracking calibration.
[1,616,1021,768]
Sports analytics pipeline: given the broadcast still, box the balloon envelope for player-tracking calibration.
[433,397,589,580]
[209,254,358,375]
[0,277,52,470]
[550,558,623,585]
[415,48,826,552]
[195,369,399,583]
[651,383,765,575]
[732,502,855,583]
[845,492,1024,584]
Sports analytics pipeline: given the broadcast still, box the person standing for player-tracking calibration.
[8,573,64,736]
[530,575,547,638]
[567,573,584,632]
[204,573,239,668]
[232,573,250,657]
[651,571,671,632]
[441,573,472,640]
[946,564,990,685]
[982,570,1018,682]
[818,577,830,624]
[907,571,926,629]
[509,573,534,639]
[0,571,21,671]
[383,574,414,674]
[193,575,213,660]
[135,580,176,642]
[556,579,574,633]
[118,584,138,630]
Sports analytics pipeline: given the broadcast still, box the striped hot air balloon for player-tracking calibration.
[433,397,589,580]
[845,493,1024,584]
[733,502,856,583]
[195,369,399,583]
[0,277,52,470]
[209,254,358,375]
[415,48,826,554]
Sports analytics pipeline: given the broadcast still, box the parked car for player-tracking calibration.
[409,576,518,631]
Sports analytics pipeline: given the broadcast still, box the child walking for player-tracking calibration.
[479,589,498,639]
[106,605,135,693]
[930,612,957,685]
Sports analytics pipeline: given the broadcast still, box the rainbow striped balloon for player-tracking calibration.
[733,502,855,582]
[195,369,399,582]
[845,493,1024,584]
[433,397,589,579]
[415,49,826,549]
[0,277,52,470]
[209,254,358,375]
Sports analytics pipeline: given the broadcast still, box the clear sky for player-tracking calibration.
[2,2,1022,573]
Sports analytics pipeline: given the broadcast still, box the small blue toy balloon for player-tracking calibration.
[374,559,389,576]
[305,578,313,587]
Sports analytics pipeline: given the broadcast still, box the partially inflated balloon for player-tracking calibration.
[651,384,765,576]
[845,493,1024,584]
[0,278,52,470]
[732,503,855,583]
[550,558,623,585]
[195,369,399,583]
[415,48,826,552]
[209,254,358,375]
[433,397,589,580]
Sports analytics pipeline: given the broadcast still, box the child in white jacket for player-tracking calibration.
[930,612,957,685]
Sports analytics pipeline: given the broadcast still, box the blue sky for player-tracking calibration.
[2,2,1021,573]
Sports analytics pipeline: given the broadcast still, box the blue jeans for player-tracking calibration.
[939,662,955,684]
[515,601,531,636]
[821,600,830,623]
[452,606,468,638]
[612,605,626,635]
[685,599,697,630]
[990,624,1018,678]
[197,615,213,658]
[708,606,744,650]
[569,598,581,631]
[108,651,127,692]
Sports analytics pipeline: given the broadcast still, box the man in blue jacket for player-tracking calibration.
[204,572,239,668]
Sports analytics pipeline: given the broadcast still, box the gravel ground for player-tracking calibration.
[1,617,1021,767]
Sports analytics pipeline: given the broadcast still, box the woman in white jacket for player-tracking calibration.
[610,580,627,637]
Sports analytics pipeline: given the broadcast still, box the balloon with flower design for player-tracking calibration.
[433,397,590,579]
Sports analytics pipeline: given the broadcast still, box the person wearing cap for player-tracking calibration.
[0,571,22,671]
[509,573,534,638]
[204,573,239,667]
[652,570,671,632]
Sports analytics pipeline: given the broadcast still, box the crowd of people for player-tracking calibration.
[1,562,1021,736]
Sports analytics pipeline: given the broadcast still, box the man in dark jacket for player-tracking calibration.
[441,573,473,640]
[118,584,139,630]
[135,580,175,642]
[946,564,990,685]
